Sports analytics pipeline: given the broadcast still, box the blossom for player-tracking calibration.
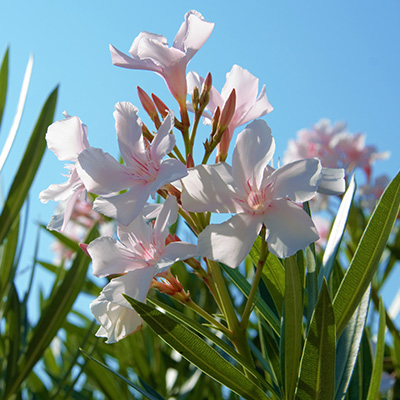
[77,102,187,226]
[39,112,89,232]
[109,10,214,108]
[181,120,345,267]
[284,119,389,180]
[89,195,197,343]
[187,65,273,158]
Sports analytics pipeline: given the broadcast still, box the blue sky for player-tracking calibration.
[1,1,399,315]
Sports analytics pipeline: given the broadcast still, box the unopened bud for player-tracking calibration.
[192,86,200,111]
[219,89,236,131]
[137,87,158,121]
[151,94,169,118]
[211,107,221,136]
[79,243,90,257]
[200,73,212,107]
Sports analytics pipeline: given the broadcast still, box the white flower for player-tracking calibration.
[182,120,344,267]
[77,102,187,226]
[89,196,197,342]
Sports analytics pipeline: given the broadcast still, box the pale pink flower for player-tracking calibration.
[284,119,389,180]
[110,10,214,108]
[39,112,90,232]
[77,102,187,226]
[187,65,273,158]
[359,174,391,212]
[89,196,197,343]
[181,119,342,267]
[312,215,332,250]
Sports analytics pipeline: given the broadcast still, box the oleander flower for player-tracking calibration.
[284,119,389,180]
[89,195,197,343]
[110,10,214,108]
[187,65,273,158]
[77,102,187,226]
[39,112,90,232]
[182,119,345,267]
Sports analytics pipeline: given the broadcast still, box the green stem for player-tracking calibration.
[241,226,268,329]
[184,298,230,335]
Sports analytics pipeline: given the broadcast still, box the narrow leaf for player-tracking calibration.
[296,279,336,400]
[335,286,371,400]
[5,224,98,397]
[221,262,281,336]
[0,54,33,172]
[0,47,9,129]
[126,297,271,400]
[80,349,165,400]
[251,236,285,315]
[366,299,386,400]
[0,86,58,246]
[319,175,356,289]
[147,296,271,391]
[282,255,303,400]
[333,171,400,336]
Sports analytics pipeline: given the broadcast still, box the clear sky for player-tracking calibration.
[1,1,399,317]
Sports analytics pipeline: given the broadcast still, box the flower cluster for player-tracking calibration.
[41,10,345,343]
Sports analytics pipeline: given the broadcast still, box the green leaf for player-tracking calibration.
[220,262,281,336]
[281,255,303,400]
[319,175,356,289]
[0,216,19,299]
[335,286,371,400]
[42,224,81,253]
[366,299,386,400]
[126,297,271,400]
[333,170,400,336]
[4,224,98,398]
[0,47,9,130]
[251,236,285,315]
[147,296,275,394]
[81,349,164,400]
[0,86,58,246]
[296,279,336,400]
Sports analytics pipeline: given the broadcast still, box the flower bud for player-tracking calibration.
[192,86,200,112]
[219,89,236,132]
[151,94,169,118]
[186,153,194,168]
[137,86,159,122]
[200,72,212,107]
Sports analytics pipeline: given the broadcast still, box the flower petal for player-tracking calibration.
[77,147,134,194]
[317,167,346,195]
[114,102,146,165]
[232,120,275,191]
[150,111,175,161]
[46,115,89,161]
[263,199,319,258]
[269,158,322,203]
[157,242,198,272]
[93,184,150,226]
[88,236,146,277]
[117,215,152,250]
[151,158,188,194]
[153,195,178,246]
[198,213,262,268]
[181,163,241,213]
[90,267,155,343]
[173,10,214,60]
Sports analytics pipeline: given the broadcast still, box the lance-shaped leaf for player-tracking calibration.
[250,236,285,316]
[319,175,356,289]
[333,171,400,336]
[81,349,165,400]
[281,255,303,399]
[125,296,271,400]
[0,47,9,129]
[296,279,336,400]
[335,286,371,400]
[4,224,98,398]
[366,299,386,400]
[0,86,58,246]
[221,262,281,336]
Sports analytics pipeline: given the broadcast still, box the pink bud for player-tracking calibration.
[219,89,236,131]
[152,94,169,118]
